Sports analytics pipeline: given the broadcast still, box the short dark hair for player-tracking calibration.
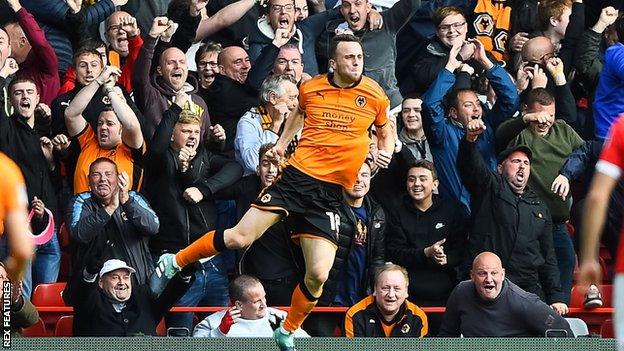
[8,75,38,94]
[259,143,275,160]
[88,157,118,175]
[432,6,465,28]
[195,41,223,66]
[407,159,438,180]
[229,275,262,303]
[73,44,104,67]
[329,34,362,60]
[616,16,624,45]
[525,88,554,107]
[444,88,475,111]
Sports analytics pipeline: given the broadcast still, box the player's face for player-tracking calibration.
[158,48,188,92]
[497,151,530,195]
[344,163,371,200]
[172,122,201,152]
[257,156,277,188]
[470,255,505,301]
[197,51,220,88]
[273,48,303,83]
[340,0,371,32]
[89,161,119,201]
[268,0,295,32]
[374,270,408,317]
[331,41,364,84]
[98,269,132,302]
[10,81,39,119]
[401,98,423,133]
[526,102,555,137]
[97,110,123,149]
[436,13,467,49]
[450,91,482,128]
[406,167,438,204]
[75,53,104,86]
[238,283,267,319]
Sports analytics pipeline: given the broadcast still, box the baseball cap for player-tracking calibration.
[99,259,136,277]
[497,145,533,164]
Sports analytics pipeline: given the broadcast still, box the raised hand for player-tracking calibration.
[120,16,139,37]
[160,22,179,43]
[272,28,292,48]
[472,39,493,70]
[149,16,172,38]
[515,62,532,92]
[52,134,71,151]
[509,32,529,53]
[594,7,619,33]
[183,187,203,204]
[458,41,475,61]
[118,171,130,205]
[545,57,565,85]
[218,306,241,334]
[367,10,383,30]
[522,110,551,125]
[209,124,226,142]
[466,119,486,142]
[530,64,547,89]
[35,103,52,121]
[30,196,46,220]
[0,58,19,78]
[6,0,22,12]
[65,0,82,14]
[445,42,463,72]
[39,136,54,164]
[96,65,122,86]
[178,146,196,172]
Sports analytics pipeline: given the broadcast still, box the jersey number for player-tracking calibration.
[325,211,341,236]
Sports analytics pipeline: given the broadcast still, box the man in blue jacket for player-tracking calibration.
[421,38,519,214]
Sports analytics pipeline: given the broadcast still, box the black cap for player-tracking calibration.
[497,145,533,164]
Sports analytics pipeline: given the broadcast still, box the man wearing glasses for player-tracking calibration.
[103,11,143,93]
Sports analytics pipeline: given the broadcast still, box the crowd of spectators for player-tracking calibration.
[0,0,622,339]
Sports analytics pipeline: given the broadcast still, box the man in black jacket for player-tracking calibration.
[72,258,193,336]
[1,76,61,298]
[143,92,242,333]
[458,118,568,315]
[386,159,467,335]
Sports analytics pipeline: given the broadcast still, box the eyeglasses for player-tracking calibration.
[270,4,295,12]
[197,61,218,68]
[438,21,466,32]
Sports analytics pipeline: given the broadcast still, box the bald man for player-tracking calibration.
[439,252,572,337]
[132,16,211,139]
[199,46,259,156]
[521,37,556,66]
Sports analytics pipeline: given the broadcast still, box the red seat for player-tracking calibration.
[32,282,67,306]
[54,315,73,337]
[601,319,614,338]
[21,318,46,337]
[32,282,67,336]
[570,284,613,308]
[156,318,166,336]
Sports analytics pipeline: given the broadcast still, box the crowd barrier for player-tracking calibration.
[9,336,618,351]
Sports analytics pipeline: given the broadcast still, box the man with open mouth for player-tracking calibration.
[458,118,569,318]
[440,252,572,337]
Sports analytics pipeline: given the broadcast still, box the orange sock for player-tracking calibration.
[175,229,222,267]
[283,284,318,332]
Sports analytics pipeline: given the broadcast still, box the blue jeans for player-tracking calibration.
[552,223,574,305]
[166,256,230,334]
[23,232,61,299]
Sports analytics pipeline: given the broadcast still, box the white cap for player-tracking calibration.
[99,259,136,277]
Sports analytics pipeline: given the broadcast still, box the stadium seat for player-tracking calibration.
[31,282,67,306]
[54,315,73,337]
[156,318,166,336]
[601,319,614,338]
[21,318,46,337]
[570,284,613,308]
[565,317,589,337]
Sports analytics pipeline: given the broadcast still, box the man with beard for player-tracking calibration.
[64,66,145,194]
[458,118,568,316]
[0,76,60,297]
[421,38,518,214]
[133,16,213,140]
[143,92,242,333]
[319,0,421,110]
[66,158,159,287]
[439,252,571,337]
[152,34,394,351]
[71,258,193,336]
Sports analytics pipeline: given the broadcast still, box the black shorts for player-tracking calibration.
[252,166,344,246]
